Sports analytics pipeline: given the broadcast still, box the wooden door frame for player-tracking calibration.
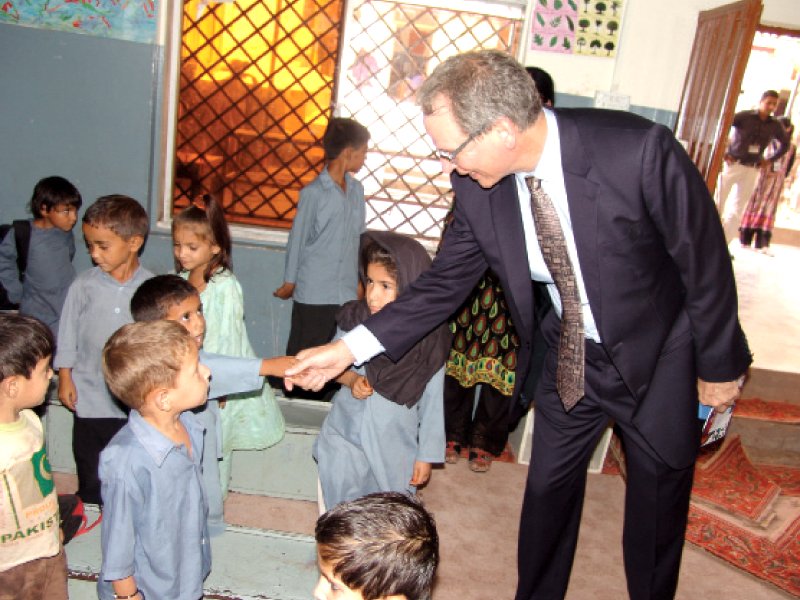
[674,0,762,194]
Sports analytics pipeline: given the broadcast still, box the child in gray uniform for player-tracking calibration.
[314,231,450,509]
[0,176,82,338]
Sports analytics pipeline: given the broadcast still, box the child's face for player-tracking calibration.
[173,226,220,275]
[169,348,211,412]
[314,556,365,600]
[41,204,79,232]
[82,223,142,281]
[165,295,206,348]
[14,357,54,411]
[364,262,398,315]
[346,142,369,174]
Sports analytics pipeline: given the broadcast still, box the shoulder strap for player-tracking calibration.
[12,220,32,278]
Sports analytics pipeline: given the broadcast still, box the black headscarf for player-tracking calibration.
[336,231,452,407]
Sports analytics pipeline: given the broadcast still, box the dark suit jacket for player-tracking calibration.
[364,109,752,468]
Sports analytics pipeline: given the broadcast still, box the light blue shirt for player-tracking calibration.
[516,108,600,342]
[54,265,154,418]
[98,410,210,600]
[0,221,76,337]
[283,167,365,305]
[344,109,601,365]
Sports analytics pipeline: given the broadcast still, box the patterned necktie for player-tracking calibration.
[526,176,585,410]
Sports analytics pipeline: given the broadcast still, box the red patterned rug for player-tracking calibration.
[692,436,781,525]
[735,397,800,424]
[602,432,800,596]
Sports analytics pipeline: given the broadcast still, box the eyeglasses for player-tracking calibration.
[434,127,487,163]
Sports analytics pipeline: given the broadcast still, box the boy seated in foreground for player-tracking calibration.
[314,492,439,600]
[98,320,211,600]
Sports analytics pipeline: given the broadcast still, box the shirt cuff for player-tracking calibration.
[342,325,384,366]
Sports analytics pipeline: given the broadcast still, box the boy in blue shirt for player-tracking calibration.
[0,175,82,338]
[130,274,294,535]
[55,195,153,506]
[99,320,211,600]
[273,117,369,398]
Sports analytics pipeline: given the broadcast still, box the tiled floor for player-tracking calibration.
[733,241,800,376]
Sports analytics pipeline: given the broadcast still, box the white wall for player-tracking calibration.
[523,0,800,112]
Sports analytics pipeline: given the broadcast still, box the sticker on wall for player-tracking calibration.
[0,1,158,45]
[530,0,624,58]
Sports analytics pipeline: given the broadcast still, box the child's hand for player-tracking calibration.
[261,355,298,378]
[351,375,373,399]
[273,282,295,300]
[58,370,77,411]
[410,461,432,487]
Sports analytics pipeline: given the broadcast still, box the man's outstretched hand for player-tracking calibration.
[284,339,356,392]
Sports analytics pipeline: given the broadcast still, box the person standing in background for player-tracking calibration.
[739,116,796,255]
[716,90,790,244]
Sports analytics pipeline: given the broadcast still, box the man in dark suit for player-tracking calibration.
[287,51,751,599]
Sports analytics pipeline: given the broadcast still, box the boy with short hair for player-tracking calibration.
[273,117,370,398]
[0,314,67,599]
[314,492,439,600]
[98,320,211,600]
[55,194,153,505]
[0,175,83,337]
[130,274,294,535]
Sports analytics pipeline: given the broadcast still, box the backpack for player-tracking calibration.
[0,220,32,310]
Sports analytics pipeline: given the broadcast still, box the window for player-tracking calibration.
[168,0,525,241]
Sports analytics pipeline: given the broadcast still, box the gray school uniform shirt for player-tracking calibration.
[55,265,154,419]
[0,221,76,337]
[282,167,365,305]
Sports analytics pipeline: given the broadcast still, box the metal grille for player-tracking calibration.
[340,0,523,241]
[174,0,343,228]
[173,0,523,237]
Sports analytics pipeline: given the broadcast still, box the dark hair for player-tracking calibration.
[316,492,439,600]
[172,194,232,282]
[0,314,54,383]
[29,176,83,219]
[102,320,195,410]
[526,66,555,107]
[761,90,779,100]
[323,117,370,160]
[131,275,199,322]
[82,195,149,242]
[362,241,397,283]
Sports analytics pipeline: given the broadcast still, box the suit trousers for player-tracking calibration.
[515,312,696,600]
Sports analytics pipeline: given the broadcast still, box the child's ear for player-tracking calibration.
[211,244,221,257]
[127,235,145,254]
[0,376,20,399]
[155,389,171,412]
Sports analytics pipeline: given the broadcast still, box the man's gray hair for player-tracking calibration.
[417,50,542,136]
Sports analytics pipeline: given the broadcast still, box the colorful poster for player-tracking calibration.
[530,0,624,58]
[0,1,158,44]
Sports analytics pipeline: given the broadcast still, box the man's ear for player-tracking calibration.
[494,116,517,149]
[128,235,145,254]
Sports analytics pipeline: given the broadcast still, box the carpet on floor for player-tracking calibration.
[735,397,800,424]
[602,432,800,597]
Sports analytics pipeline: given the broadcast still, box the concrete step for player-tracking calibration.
[65,504,317,599]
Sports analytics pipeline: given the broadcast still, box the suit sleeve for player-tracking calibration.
[640,125,751,381]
